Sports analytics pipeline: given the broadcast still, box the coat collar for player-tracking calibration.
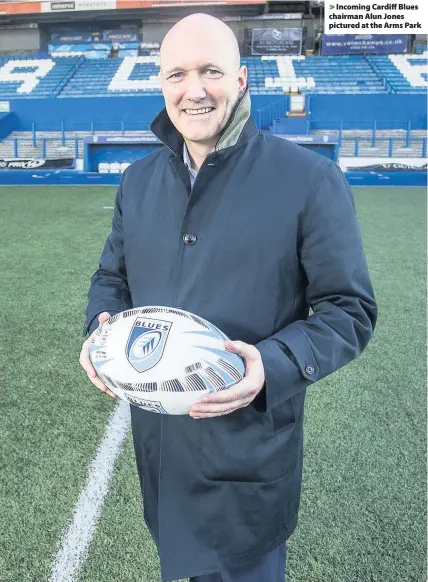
[149,86,258,158]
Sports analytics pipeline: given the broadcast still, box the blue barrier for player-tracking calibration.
[0,169,424,187]
[6,94,426,133]
[0,112,18,140]
[0,170,121,185]
[346,171,427,187]
[308,95,426,130]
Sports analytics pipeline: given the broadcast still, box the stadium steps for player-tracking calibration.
[338,141,425,157]
[311,129,425,136]
[0,141,80,159]
[1,129,425,160]
[310,129,426,157]
[0,130,156,159]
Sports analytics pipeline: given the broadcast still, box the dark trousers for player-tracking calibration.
[189,541,286,582]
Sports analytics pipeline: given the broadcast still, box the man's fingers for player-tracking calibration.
[79,312,112,393]
[98,311,111,324]
[80,311,111,376]
[87,373,105,391]
[87,373,116,398]
[79,340,97,377]
[198,376,256,404]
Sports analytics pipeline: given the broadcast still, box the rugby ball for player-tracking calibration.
[88,306,245,415]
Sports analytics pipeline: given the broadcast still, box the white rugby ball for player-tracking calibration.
[89,306,245,415]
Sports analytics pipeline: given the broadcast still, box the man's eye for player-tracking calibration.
[206,69,221,75]
[169,72,183,80]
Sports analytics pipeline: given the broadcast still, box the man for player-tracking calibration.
[80,13,377,582]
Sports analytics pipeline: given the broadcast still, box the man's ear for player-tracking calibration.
[238,65,248,94]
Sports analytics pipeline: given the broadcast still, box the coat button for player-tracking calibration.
[305,365,315,375]
[183,233,197,245]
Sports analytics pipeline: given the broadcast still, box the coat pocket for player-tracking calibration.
[200,473,293,559]
[270,396,296,436]
[199,404,295,483]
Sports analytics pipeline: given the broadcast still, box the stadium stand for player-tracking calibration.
[241,57,284,95]
[0,26,426,184]
[0,54,426,99]
[293,55,387,94]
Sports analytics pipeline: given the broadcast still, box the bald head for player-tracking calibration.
[160,14,241,75]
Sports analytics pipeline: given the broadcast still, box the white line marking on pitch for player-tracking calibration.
[103,206,114,209]
[49,400,131,582]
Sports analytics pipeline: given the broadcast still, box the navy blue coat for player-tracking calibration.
[83,89,377,581]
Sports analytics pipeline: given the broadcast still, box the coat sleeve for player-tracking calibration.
[255,161,378,412]
[82,174,132,337]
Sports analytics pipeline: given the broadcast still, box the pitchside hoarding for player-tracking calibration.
[349,162,427,172]
[251,28,302,56]
[0,159,74,169]
[322,34,408,55]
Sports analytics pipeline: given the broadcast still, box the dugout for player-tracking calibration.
[83,135,161,172]
[84,133,338,172]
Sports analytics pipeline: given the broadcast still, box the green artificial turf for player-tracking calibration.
[0,186,426,582]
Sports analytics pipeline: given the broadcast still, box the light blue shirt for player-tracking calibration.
[183,142,198,188]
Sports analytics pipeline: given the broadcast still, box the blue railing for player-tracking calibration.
[255,97,289,130]
[341,136,426,157]
[309,119,414,148]
[29,120,151,142]
[53,56,85,98]
[9,137,81,158]
[255,94,312,130]
[365,56,396,93]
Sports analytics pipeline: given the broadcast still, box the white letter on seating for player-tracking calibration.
[0,59,55,94]
[108,56,160,92]
[390,55,427,88]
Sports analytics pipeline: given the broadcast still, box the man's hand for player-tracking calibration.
[79,312,117,399]
[189,340,265,419]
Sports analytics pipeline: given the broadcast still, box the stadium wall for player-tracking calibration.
[309,95,426,129]
[0,112,18,140]
[9,95,277,131]
[7,94,427,132]
[0,28,41,53]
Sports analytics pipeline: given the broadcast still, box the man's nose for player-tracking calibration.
[184,73,207,102]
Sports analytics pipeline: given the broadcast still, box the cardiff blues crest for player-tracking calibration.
[126,317,172,372]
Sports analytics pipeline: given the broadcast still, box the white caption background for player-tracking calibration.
[325,2,428,34]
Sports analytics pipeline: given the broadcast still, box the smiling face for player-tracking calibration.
[160,15,247,150]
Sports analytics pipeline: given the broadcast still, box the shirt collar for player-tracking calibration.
[183,142,198,178]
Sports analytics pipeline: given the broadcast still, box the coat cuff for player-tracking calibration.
[82,310,120,337]
[255,325,319,412]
